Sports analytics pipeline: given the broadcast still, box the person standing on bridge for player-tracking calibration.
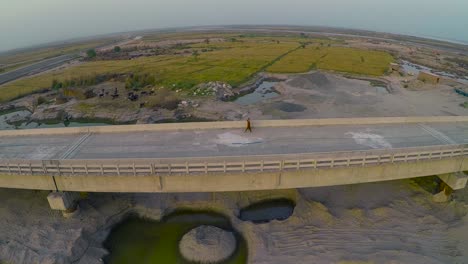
[244,118,252,133]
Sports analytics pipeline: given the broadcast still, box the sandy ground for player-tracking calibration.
[259,72,468,119]
[194,71,468,122]
[1,177,468,264]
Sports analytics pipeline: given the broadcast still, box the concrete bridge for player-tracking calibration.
[0,116,467,213]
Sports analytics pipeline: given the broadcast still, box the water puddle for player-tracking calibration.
[0,109,112,130]
[375,86,389,94]
[239,199,295,223]
[104,210,247,264]
[235,81,280,105]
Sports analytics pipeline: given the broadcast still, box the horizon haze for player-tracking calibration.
[1,0,468,52]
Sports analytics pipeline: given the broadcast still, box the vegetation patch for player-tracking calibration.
[0,41,296,102]
[0,34,393,103]
[267,45,394,76]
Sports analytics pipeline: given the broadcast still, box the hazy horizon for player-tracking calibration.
[1,0,467,52]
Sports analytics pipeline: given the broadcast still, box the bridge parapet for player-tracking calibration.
[0,144,466,177]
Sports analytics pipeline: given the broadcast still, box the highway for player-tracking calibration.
[0,122,466,160]
[0,54,78,85]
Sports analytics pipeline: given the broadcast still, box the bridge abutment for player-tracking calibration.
[47,191,80,217]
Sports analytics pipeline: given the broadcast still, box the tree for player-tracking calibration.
[86,49,97,58]
[192,50,200,60]
[51,79,63,90]
[114,46,121,52]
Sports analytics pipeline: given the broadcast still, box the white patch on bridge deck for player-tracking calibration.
[215,132,263,147]
[346,132,392,149]
[30,145,64,159]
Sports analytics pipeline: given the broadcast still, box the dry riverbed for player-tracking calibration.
[1,177,468,264]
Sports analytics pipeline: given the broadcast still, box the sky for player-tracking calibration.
[1,0,468,52]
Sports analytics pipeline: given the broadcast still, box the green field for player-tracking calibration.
[0,41,297,102]
[267,44,394,75]
[0,35,394,103]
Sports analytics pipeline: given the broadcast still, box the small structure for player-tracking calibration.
[418,71,440,84]
[389,63,400,72]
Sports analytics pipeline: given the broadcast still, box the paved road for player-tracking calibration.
[0,122,466,160]
[0,54,78,85]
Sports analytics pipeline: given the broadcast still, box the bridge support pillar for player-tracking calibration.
[433,172,468,203]
[438,172,468,190]
[47,191,80,217]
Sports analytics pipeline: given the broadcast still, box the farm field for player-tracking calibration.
[267,44,394,75]
[0,34,394,102]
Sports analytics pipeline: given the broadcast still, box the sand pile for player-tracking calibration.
[179,225,236,263]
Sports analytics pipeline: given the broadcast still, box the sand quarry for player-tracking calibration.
[1,177,468,264]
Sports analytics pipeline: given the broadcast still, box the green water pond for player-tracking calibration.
[103,210,248,264]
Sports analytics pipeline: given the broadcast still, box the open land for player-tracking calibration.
[0,26,468,264]
[0,26,467,128]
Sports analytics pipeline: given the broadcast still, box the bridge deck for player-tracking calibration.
[0,122,466,160]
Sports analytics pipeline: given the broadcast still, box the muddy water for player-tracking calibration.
[235,81,280,105]
[239,199,295,223]
[104,210,247,264]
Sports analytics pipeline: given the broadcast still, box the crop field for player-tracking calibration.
[0,41,297,102]
[0,35,394,102]
[267,44,394,75]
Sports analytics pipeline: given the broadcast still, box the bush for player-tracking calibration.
[86,49,97,58]
[114,46,121,52]
[51,74,115,90]
[125,73,156,90]
[51,79,63,90]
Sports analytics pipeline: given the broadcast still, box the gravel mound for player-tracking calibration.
[287,72,332,91]
[179,225,236,263]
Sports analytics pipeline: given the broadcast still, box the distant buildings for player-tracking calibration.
[417,71,440,84]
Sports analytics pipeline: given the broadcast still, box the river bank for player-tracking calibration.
[1,69,467,131]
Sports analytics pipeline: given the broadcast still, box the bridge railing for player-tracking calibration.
[0,144,466,176]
